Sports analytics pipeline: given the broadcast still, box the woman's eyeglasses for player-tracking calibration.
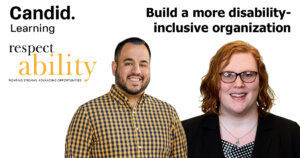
[219,71,258,83]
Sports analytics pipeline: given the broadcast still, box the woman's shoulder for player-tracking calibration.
[182,113,218,130]
[259,112,300,134]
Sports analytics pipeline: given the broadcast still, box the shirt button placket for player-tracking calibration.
[133,106,142,157]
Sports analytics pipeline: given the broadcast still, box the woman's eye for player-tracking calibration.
[224,72,232,77]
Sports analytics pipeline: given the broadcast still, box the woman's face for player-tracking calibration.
[219,52,259,116]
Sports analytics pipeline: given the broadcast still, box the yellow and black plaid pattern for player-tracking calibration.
[65,85,187,158]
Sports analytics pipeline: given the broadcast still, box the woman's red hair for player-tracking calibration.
[201,40,275,114]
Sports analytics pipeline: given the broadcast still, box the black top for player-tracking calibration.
[182,113,300,158]
[222,140,254,158]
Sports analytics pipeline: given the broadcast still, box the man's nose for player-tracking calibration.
[131,64,141,74]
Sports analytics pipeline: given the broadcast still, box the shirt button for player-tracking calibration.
[136,127,139,130]
[138,146,142,149]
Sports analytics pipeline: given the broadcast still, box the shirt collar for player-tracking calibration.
[109,84,147,108]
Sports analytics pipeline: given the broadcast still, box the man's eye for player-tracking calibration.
[124,63,132,66]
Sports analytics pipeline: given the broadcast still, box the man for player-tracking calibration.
[65,37,187,158]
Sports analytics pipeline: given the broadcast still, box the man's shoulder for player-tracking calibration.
[145,94,174,109]
[145,94,168,103]
[144,94,181,118]
[80,93,112,108]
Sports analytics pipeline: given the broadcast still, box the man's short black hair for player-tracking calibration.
[114,37,151,62]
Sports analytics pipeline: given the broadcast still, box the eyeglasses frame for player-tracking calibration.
[219,71,258,83]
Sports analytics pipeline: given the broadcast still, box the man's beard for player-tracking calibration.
[115,69,150,95]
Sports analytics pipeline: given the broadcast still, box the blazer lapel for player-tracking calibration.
[251,114,273,158]
[202,114,224,158]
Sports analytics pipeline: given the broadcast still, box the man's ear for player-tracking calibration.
[112,61,117,76]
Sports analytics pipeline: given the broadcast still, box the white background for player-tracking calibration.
[0,0,299,157]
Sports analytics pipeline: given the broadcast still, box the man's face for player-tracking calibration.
[112,43,150,95]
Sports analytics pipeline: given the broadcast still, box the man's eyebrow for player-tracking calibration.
[123,58,133,62]
[140,60,149,63]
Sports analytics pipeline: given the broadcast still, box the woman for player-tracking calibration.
[182,41,300,158]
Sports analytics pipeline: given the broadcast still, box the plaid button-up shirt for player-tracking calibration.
[65,85,187,158]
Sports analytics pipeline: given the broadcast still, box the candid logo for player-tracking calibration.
[8,5,97,82]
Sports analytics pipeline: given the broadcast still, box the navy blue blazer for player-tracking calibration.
[182,113,300,158]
